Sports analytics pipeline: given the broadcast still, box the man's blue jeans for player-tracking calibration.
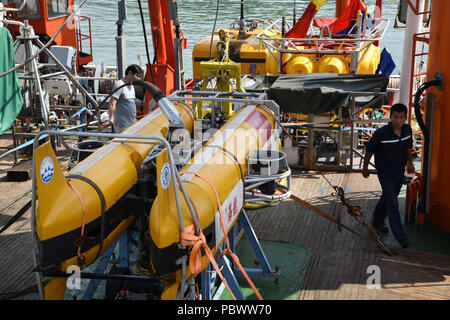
[373,174,408,242]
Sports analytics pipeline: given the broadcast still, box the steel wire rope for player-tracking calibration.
[137,0,155,84]
[208,0,220,60]
[0,0,89,78]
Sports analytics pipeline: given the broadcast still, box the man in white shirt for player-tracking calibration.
[102,64,143,133]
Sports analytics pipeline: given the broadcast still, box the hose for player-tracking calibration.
[92,80,165,116]
[413,79,442,141]
[95,79,183,127]
[413,77,443,215]
[132,80,166,103]
[67,174,107,263]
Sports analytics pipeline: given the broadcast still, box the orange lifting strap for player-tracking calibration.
[180,171,264,301]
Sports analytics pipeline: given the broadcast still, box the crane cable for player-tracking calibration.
[208,0,220,60]
[137,0,155,84]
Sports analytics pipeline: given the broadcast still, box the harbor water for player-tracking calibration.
[75,0,408,78]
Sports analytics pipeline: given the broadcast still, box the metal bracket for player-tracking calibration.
[200,209,280,300]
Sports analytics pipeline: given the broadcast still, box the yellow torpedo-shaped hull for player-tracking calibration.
[149,104,278,299]
[33,103,194,299]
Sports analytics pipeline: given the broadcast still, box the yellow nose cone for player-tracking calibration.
[285,55,317,74]
[318,55,349,74]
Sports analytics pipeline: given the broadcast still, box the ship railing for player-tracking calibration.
[256,17,389,46]
[74,14,93,66]
[256,16,389,74]
[169,90,280,120]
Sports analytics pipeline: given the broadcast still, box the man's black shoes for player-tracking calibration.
[399,239,412,248]
[372,222,389,235]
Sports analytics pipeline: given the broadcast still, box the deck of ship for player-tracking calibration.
[0,137,72,300]
[247,170,450,300]
[1,134,449,300]
[0,139,35,299]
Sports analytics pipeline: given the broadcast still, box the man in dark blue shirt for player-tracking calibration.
[362,103,415,248]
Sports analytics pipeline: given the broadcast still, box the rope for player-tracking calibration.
[66,180,86,267]
[180,224,237,300]
[179,170,263,300]
[0,199,31,234]
[254,103,392,254]
[67,174,107,262]
[290,191,392,255]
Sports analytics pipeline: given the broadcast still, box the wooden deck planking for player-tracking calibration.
[303,173,351,299]
[0,148,35,299]
[0,138,78,299]
[347,172,374,300]
[247,169,450,300]
[0,202,35,299]
[309,172,381,299]
[0,141,449,301]
[290,174,336,300]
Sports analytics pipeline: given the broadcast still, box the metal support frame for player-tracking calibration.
[256,17,390,75]
[406,0,432,15]
[9,20,99,130]
[407,31,429,125]
[284,91,388,172]
[16,21,49,129]
[30,98,282,300]
[200,209,280,300]
[81,231,133,300]
[32,230,163,300]
[244,150,292,204]
[169,90,281,122]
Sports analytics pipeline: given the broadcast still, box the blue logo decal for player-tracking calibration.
[40,156,54,184]
[160,162,171,190]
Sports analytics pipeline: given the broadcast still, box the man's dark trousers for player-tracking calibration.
[373,174,408,242]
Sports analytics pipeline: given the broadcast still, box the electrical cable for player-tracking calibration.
[137,0,155,84]
[209,0,220,60]
[0,0,89,78]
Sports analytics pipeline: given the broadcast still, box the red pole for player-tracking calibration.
[426,0,450,233]
[148,0,168,65]
[336,0,352,17]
